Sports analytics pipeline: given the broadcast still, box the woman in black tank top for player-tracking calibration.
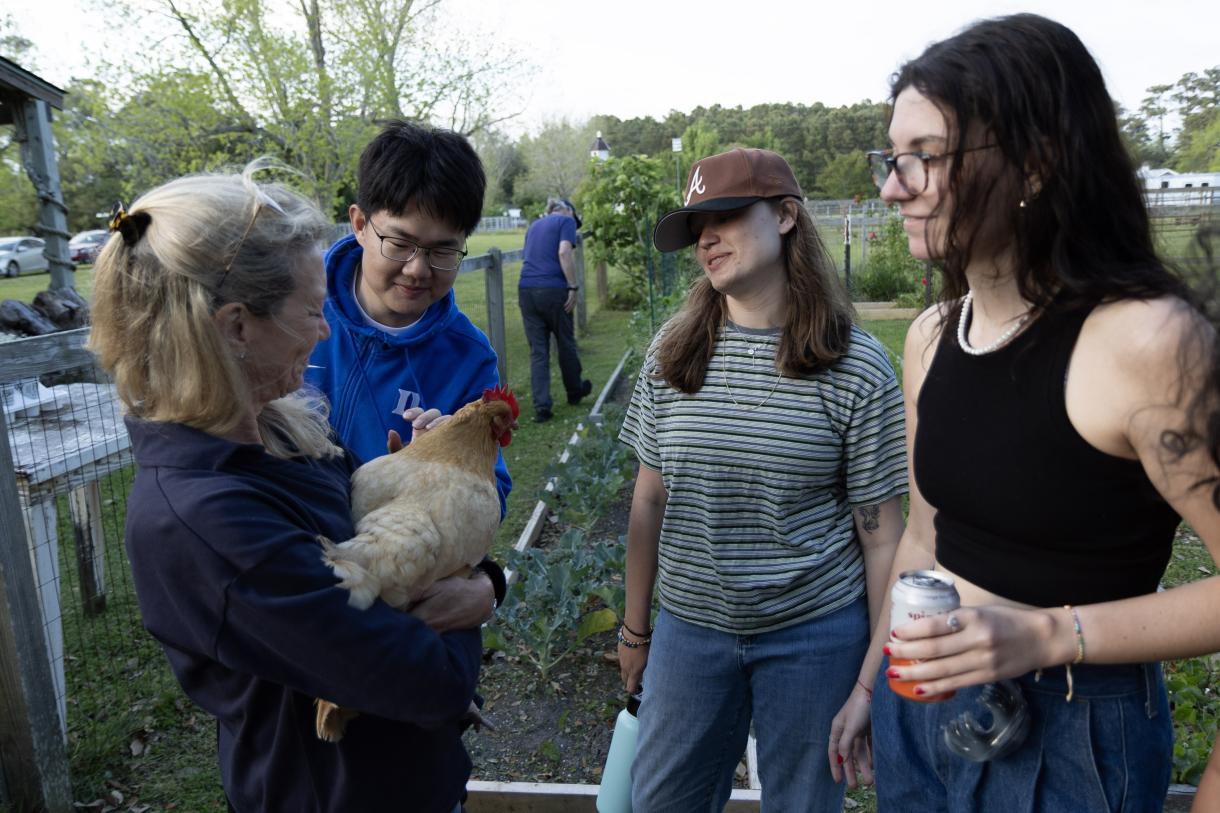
[831,14,1220,812]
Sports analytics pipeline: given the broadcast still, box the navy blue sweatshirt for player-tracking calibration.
[123,418,481,812]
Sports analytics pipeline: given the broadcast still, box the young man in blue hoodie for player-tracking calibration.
[307,120,511,515]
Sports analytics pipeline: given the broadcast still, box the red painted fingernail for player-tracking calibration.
[889,629,896,638]
[886,668,900,679]
[914,687,927,696]
[883,645,892,656]
[836,755,844,764]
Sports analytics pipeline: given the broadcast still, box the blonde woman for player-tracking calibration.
[90,167,491,813]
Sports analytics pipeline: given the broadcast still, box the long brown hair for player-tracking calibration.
[654,200,854,393]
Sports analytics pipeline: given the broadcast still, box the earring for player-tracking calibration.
[237,350,247,361]
[1018,199,1027,209]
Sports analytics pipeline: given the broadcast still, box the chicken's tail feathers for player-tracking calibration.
[317,535,380,610]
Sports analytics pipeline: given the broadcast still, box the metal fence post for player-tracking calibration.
[0,405,72,813]
[484,247,508,385]
[842,207,852,294]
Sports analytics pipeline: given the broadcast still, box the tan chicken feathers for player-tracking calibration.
[314,386,519,741]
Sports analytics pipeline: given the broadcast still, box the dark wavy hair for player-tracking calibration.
[654,200,854,393]
[892,13,1184,310]
[894,13,1220,507]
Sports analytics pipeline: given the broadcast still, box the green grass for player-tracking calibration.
[0,265,95,304]
[0,231,531,314]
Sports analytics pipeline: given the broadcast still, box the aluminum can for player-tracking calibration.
[888,570,960,702]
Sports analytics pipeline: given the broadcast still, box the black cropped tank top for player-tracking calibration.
[914,301,1181,607]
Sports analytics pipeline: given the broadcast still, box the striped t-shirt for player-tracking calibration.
[619,322,907,634]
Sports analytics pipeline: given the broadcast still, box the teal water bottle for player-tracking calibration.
[596,691,642,813]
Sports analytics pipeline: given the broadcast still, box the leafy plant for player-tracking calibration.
[577,155,681,304]
[542,406,636,532]
[486,529,620,681]
[1167,656,1220,784]
[854,215,925,301]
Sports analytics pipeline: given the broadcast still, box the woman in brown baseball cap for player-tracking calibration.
[616,147,908,810]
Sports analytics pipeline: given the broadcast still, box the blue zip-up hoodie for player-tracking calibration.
[307,235,511,513]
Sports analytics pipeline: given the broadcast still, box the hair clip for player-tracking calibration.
[255,189,286,216]
[108,201,151,247]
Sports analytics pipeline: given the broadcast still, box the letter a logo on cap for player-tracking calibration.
[685,166,706,206]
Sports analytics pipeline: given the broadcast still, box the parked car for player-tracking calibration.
[0,236,48,277]
[69,230,108,264]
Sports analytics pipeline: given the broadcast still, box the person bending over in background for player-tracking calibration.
[517,197,591,423]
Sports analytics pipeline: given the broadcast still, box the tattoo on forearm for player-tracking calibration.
[856,504,880,533]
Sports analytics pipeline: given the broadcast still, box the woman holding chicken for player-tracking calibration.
[617,147,907,811]
[89,166,497,813]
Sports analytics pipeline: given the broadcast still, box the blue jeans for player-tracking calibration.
[632,599,869,812]
[872,659,1172,812]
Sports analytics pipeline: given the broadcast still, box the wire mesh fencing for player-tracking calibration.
[0,331,178,799]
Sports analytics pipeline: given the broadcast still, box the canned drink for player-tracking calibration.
[889,570,960,703]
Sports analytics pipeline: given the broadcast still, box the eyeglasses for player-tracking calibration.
[365,216,468,272]
[217,190,286,292]
[866,145,997,196]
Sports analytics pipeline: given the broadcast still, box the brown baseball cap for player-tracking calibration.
[653,147,804,252]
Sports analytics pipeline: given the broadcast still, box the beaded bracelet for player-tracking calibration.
[617,626,651,648]
[1064,605,1085,664]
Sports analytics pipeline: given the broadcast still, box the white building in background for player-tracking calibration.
[1137,166,1219,209]
[1138,165,1220,190]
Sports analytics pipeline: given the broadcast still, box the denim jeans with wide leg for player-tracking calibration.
[872,658,1172,812]
[631,599,869,812]
[518,286,583,414]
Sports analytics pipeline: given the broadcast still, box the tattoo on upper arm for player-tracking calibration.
[856,504,881,533]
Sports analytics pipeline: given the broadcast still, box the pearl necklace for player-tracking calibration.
[722,321,782,411]
[957,291,1031,356]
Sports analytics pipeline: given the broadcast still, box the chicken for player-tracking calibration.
[315,386,519,741]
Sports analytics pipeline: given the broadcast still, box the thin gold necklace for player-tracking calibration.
[721,319,782,411]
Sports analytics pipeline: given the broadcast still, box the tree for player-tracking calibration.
[1172,68,1220,172]
[815,151,874,200]
[0,15,41,232]
[1176,110,1220,172]
[471,128,524,214]
[0,13,37,67]
[1118,103,1171,168]
[578,154,680,304]
[516,119,594,202]
[1139,84,1175,160]
[91,0,527,216]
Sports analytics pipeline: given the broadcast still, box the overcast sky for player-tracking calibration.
[10,0,1219,137]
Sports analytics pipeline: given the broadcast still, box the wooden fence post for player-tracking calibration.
[596,261,608,309]
[0,405,72,813]
[484,247,508,385]
[69,483,107,616]
[574,239,588,335]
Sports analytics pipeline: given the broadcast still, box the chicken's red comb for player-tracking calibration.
[482,385,519,419]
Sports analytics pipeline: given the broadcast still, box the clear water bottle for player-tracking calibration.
[597,691,642,813]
